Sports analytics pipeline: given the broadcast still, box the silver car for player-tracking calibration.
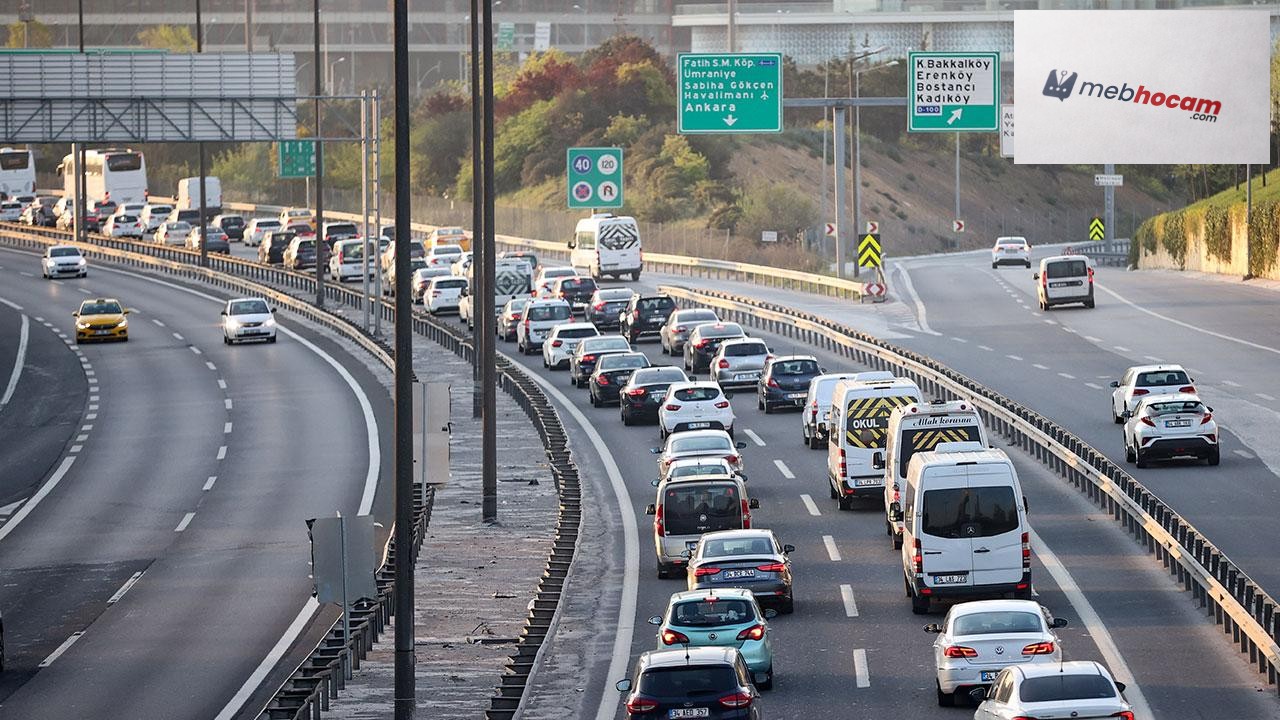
[660,308,720,356]
[972,661,1132,719]
[711,338,771,388]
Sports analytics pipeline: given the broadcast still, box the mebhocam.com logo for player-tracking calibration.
[1042,69,1222,123]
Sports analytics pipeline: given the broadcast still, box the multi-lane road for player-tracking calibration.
[0,246,392,718]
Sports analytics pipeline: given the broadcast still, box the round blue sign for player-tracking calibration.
[572,155,593,174]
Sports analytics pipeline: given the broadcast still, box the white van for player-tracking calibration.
[569,213,642,281]
[176,176,222,213]
[890,443,1031,615]
[460,257,531,330]
[644,473,756,579]
[1035,255,1094,310]
[826,375,922,509]
[881,399,989,548]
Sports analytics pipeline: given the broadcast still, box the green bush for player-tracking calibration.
[1203,205,1231,262]
[736,180,816,243]
[1250,199,1280,276]
[1162,209,1187,267]
[1134,217,1156,265]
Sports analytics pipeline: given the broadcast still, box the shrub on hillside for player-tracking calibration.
[736,181,816,243]
[1203,205,1231,262]
[1162,209,1187,267]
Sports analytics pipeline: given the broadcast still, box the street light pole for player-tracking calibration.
[196,0,209,269]
[470,3,483,420]
[481,0,498,524]
[313,0,326,307]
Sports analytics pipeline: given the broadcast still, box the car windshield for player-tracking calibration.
[50,247,80,258]
[701,535,774,558]
[670,436,731,453]
[256,220,281,228]
[673,387,721,402]
[270,233,294,246]
[998,238,1027,247]
[773,359,819,375]
[221,216,245,227]
[437,228,465,236]
[526,304,571,322]
[637,666,737,698]
[1146,400,1203,415]
[229,299,269,315]
[557,327,598,339]
[82,301,122,314]
[671,599,755,627]
[921,486,1019,539]
[327,223,357,235]
[1045,260,1088,279]
[952,611,1043,636]
[408,258,427,271]
[582,337,630,352]
[296,240,316,251]
[663,485,741,534]
[1136,370,1190,387]
[723,342,768,357]
[634,368,687,385]
[1019,674,1116,702]
[561,278,596,291]
[598,354,648,370]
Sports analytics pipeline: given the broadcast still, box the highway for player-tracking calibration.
[0,246,392,719]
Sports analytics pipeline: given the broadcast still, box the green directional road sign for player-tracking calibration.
[278,140,317,178]
[677,53,783,134]
[1089,217,1105,242]
[908,51,1000,133]
[497,22,516,52]
[566,147,624,210]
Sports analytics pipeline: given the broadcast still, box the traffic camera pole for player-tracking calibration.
[481,0,499,524]
[392,0,416,714]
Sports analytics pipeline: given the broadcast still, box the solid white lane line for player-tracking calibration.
[223,422,233,434]
[39,631,86,667]
[1223,380,1241,388]
[213,598,320,720]
[0,312,28,408]
[0,456,75,543]
[17,271,33,278]
[1058,373,1076,380]
[0,500,23,516]
[216,445,227,460]
[894,264,941,336]
[1043,319,1057,325]
[853,648,870,688]
[107,571,146,604]
[1098,282,1280,357]
[224,398,233,410]
[743,428,765,447]
[800,494,820,516]
[190,346,202,355]
[151,318,165,327]
[823,535,842,562]
[174,512,195,532]
[204,475,218,491]
[0,298,20,310]
[1084,382,1103,390]
[978,345,994,352]
[206,361,217,371]
[1006,354,1023,361]
[1234,449,1255,459]
[1143,355,1162,362]
[172,332,184,341]
[840,584,860,617]
[774,459,795,479]
[1030,530,1153,718]
[1032,364,1049,370]
[76,287,91,294]
[1257,393,1276,402]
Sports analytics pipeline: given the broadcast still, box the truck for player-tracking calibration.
[176,176,222,218]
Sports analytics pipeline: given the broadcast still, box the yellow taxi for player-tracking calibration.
[427,226,471,252]
[73,298,131,343]
[278,207,316,230]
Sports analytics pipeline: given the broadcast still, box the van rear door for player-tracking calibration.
[916,466,976,589]
[1044,258,1090,301]
[597,219,641,273]
[964,464,1024,586]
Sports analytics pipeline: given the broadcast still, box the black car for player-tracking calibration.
[20,204,56,227]
[585,287,634,329]
[620,366,690,425]
[619,294,676,343]
[568,335,633,388]
[616,647,763,719]
[552,276,598,312]
[683,322,747,373]
[499,251,538,275]
[758,355,824,413]
[589,352,651,407]
[260,231,294,264]
[213,214,246,240]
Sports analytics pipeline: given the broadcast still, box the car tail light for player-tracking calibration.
[838,449,847,477]
[741,498,751,528]
[551,339,563,347]
[714,400,730,409]
[912,538,923,576]
[1022,641,1055,655]
[626,388,646,397]
[755,562,785,573]
[511,313,521,320]
[1140,417,1156,427]
[694,566,721,577]
[724,454,739,464]
[1203,433,1216,442]
[718,692,753,709]
[943,645,978,658]
[675,325,687,333]
[558,291,567,299]
[523,317,531,327]
[593,302,606,311]
[582,354,596,363]
[1200,412,1213,424]
[654,504,664,536]
[736,624,766,641]
[633,310,640,318]
[625,696,658,714]
[598,375,611,385]
[1022,532,1031,571]
[717,359,730,369]
[1110,712,1135,720]
[665,404,681,411]
[660,628,690,645]
[1088,266,1095,283]
[1040,272,1047,289]
[695,339,710,349]
[1132,388,1149,396]
[767,378,780,388]
[1179,385,1196,393]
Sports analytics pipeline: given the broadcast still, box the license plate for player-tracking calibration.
[1049,281,1078,288]
[980,670,998,682]
[94,329,113,335]
[687,422,711,429]
[723,569,756,579]
[788,392,806,399]
[734,373,757,381]
[1166,420,1191,428]
[854,477,881,487]
[932,573,969,585]
[669,709,709,719]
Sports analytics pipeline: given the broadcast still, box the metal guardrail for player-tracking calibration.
[0,222,581,719]
[659,283,1280,694]
[1071,238,1132,268]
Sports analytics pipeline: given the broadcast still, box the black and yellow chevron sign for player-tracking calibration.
[909,428,976,451]
[844,395,915,448]
[1089,216,1105,242]
[858,233,882,268]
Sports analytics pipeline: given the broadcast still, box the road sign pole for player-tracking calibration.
[833,106,847,280]
[954,133,961,248]
[853,72,861,280]
[1103,162,1115,244]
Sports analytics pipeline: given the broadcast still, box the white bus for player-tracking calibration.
[58,148,148,205]
[0,148,36,198]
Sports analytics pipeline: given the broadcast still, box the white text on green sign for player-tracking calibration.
[678,53,782,134]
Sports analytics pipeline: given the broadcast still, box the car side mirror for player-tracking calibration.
[1114,681,1127,694]
[220,310,227,315]
[651,479,660,487]
[647,615,662,625]
[615,679,632,693]
[650,448,662,454]
[567,239,576,249]
[748,498,760,509]
[763,608,778,619]
[1109,381,1120,388]
[889,501,903,522]
[1023,496,1029,513]
[1032,273,1040,281]
[271,308,277,313]
[969,687,990,704]
[871,451,885,470]
[1208,406,1214,413]
[820,367,828,373]
[72,311,79,317]
[782,544,795,554]
[923,623,942,633]
[735,441,747,449]
[644,504,656,515]
[736,473,748,482]
[1051,617,1069,629]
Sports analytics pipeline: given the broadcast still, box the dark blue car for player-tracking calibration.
[757,355,824,414]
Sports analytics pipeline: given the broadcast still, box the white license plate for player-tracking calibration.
[1166,420,1191,428]
[687,422,711,429]
[723,569,756,579]
[669,709,709,719]
[854,477,881,487]
[980,670,998,682]
[932,573,968,585]
[1049,281,1078,288]
[734,373,757,381]
[787,392,806,399]
[94,330,112,335]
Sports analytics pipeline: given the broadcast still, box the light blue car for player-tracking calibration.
[648,587,777,690]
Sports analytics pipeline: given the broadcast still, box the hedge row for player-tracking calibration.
[1136,200,1280,276]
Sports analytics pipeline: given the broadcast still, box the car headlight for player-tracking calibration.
[115,318,128,328]
[225,316,243,328]
[76,258,87,266]
[264,317,277,327]
[76,321,90,330]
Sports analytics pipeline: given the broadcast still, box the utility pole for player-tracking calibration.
[245,0,253,51]
[314,0,327,307]
[73,0,85,247]
[1246,163,1253,279]
[470,0,484,420]
[481,0,498,524]
[361,90,371,331]
[726,0,737,53]
[391,0,415,715]
[954,133,961,249]
[195,0,210,268]
[833,106,847,279]
[1103,162,1115,245]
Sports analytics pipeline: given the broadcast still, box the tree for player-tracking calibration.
[736,180,817,241]
[6,20,53,48]
[137,25,196,52]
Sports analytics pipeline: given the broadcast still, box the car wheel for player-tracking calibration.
[758,667,774,692]
[892,529,903,551]
[837,495,852,511]
[763,400,774,415]
[621,410,632,426]
[780,593,795,614]
[656,562,670,580]
[268,336,277,344]
[1113,407,1124,424]
[542,357,548,369]
[829,483,838,499]
[223,335,231,345]
[1207,447,1221,466]
[590,390,600,408]
[757,395,764,411]
[991,262,998,269]
[631,270,641,281]
[1085,298,1096,309]
[1125,443,1135,463]
[936,681,955,707]
[1135,448,1148,469]
[911,592,930,615]
[1025,261,1032,268]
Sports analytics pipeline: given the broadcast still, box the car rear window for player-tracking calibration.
[638,666,737,698]
[598,289,633,301]
[952,611,1042,636]
[921,486,1019,539]
[668,462,730,478]
[634,368,687,385]
[662,485,741,535]
[598,354,648,370]
[897,425,983,478]
[221,216,245,227]
[583,337,631,352]
[670,435,731,453]
[562,278,596,291]
[1146,400,1203,415]
[673,387,722,402]
[701,535,773,558]
[256,220,281,228]
[1136,370,1189,387]
[435,279,467,289]
[772,359,819,375]
[700,325,744,339]
[671,599,755,627]
[115,215,137,223]
[998,238,1027,247]
[433,245,463,255]
[723,342,768,357]
[677,310,719,324]
[639,297,675,312]
[543,267,576,279]
[558,327,598,339]
[1018,674,1116,702]
[527,304,571,322]
[1045,260,1088,279]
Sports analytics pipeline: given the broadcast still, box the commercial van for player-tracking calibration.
[459,257,531,330]
[176,176,222,215]
[645,473,757,579]
[826,375,922,510]
[1035,255,1094,310]
[890,443,1031,615]
[569,213,642,281]
[880,399,989,548]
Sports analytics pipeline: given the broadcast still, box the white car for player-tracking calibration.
[1123,393,1218,467]
[411,266,453,303]
[532,266,578,299]
[423,276,468,314]
[516,298,572,355]
[925,599,1067,707]
[542,322,600,370]
[425,243,463,269]
[154,221,191,246]
[0,200,22,222]
[140,204,174,232]
[451,251,473,277]
[1108,363,1196,422]
[329,238,377,282]
[658,382,736,439]
[221,297,277,344]
[103,213,144,238]
[244,217,282,247]
[801,372,866,449]
[41,245,88,279]
[661,457,741,484]
[991,236,1031,268]
[114,202,147,219]
[651,429,747,480]
[973,661,1133,720]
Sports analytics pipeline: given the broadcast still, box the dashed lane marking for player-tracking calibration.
[69,445,83,453]
[800,494,820,516]
[1143,355,1162,363]
[774,459,795,479]
[204,476,217,491]
[950,336,968,343]
[1058,373,1076,380]
[1113,346,1131,352]
[224,398,233,410]
[1085,382,1103,390]
[1033,364,1049,370]
[206,361,217,371]
[1043,319,1057,325]
[172,332,184,341]
[1234,449,1255,459]
[743,429,765,447]
[1085,336,1103,343]
[217,379,227,390]
[1257,393,1276,402]
[823,535,842,562]
[853,649,870,688]
[151,318,165,327]
[85,413,97,420]
[216,445,227,460]
[224,422,233,434]
[38,631,85,667]
[75,434,88,442]
[107,571,145,605]
[1006,354,1023,361]
[174,512,195,532]
[18,271,33,278]
[978,345,994,352]
[190,346,202,356]
[840,584,860,618]
[1223,380,1241,388]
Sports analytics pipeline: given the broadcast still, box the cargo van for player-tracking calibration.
[826,375,922,510]
[880,400,989,548]
[460,257,531,330]
[569,213,642,281]
[176,176,222,216]
[890,444,1031,615]
[645,473,758,579]
[1035,255,1094,310]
